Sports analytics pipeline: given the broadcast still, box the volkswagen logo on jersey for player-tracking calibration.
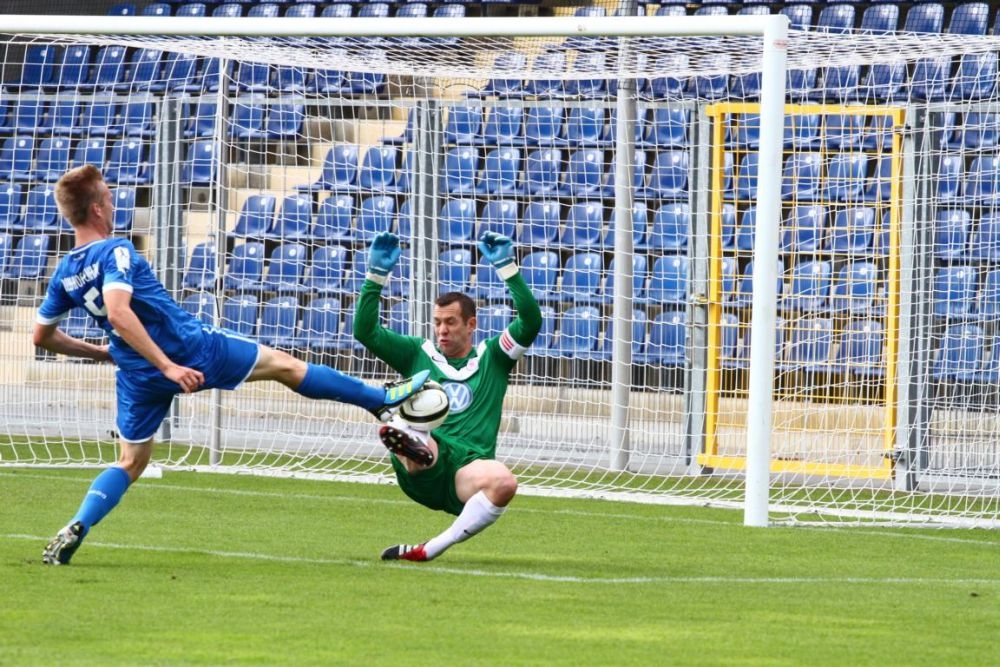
[441,381,471,414]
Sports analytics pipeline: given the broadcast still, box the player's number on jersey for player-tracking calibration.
[82,286,107,317]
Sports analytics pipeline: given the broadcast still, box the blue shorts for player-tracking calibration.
[115,328,260,443]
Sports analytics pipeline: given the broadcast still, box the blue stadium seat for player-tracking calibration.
[472,53,527,99]
[60,307,106,341]
[832,319,885,378]
[564,51,608,99]
[971,212,1000,262]
[441,146,478,195]
[646,203,689,252]
[111,187,136,233]
[10,44,58,92]
[107,3,135,16]
[77,96,119,137]
[558,148,603,198]
[3,233,51,280]
[857,63,907,104]
[519,200,560,246]
[265,103,305,140]
[339,50,387,96]
[782,114,821,149]
[931,153,963,204]
[229,194,276,240]
[156,51,200,93]
[53,45,92,91]
[71,137,107,170]
[823,114,867,151]
[636,309,687,367]
[933,265,978,319]
[910,55,952,102]
[779,317,834,375]
[11,98,46,138]
[637,149,689,200]
[271,65,309,95]
[221,294,259,338]
[80,45,128,92]
[904,3,945,33]
[357,145,400,194]
[933,323,984,380]
[473,256,509,302]
[949,2,990,35]
[685,54,730,100]
[965,155,1000,207]
[813,65,860,104]
[34,137,71,183]
[478,199,518,239]
[19,185,64,233]
[477,146,521,196]
[200,58,233,93]
[736,153,759,202]
[736,205,758,252]
[593,308,648,362]
[284,3,316,19]
[961,112,1000,150]
[602,148,647,198]
[827,207,876,253]
[297,297,343,354]
[266,195,313,241]
[780,152,823,201]
[0,136,35,182]
[114,48,163,93]
[0,185,22,231]
[550,305,602,358]
[175,3,207,18]
[781,260,832,313]
[558,107,607,149]
[180,291,216,326]
[247,3,280,18]
[305,245,349,295]
[180,139,218,186]
[474,303,512,344]
[719,203,737,250]
[313,194,355,243]
[950,52,998,101]
[605,201,649,249]
[45,99,82,138]
[605,254,649,303]
[425,4,466,46]
[521,147,562,197]
[860,4,900,34]
[438,247,474,294]
[559,252,603,305]
[444,105,483,145]
[356,195,396,241]
[522,52,566,99]
[299,144,359,193]
[642,255,689,306]
[781,205,826,253]
[719,256,738,304]
[476,105,524,146]
[829,261,881,316]
[223,243,266,294]
[976,268,1000,321]
[182,241,217,291]
[212,2,243,18]
[637,108,689,150]
[438,198,476,246]
[559,201,604,248]
[262,244,309,294]
[524,106,564,146]
[817,4,856,33]
[105,139,149,185]
[934,209,972,260]
[229,96,268,140]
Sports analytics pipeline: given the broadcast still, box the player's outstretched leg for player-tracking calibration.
[381,543,428,562]
[42,521,86,565]
[370,370,431,422]
[379,423,435,466]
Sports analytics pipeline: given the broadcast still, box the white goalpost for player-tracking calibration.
[1,11,998,529]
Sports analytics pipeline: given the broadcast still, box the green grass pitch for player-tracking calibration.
[2,467,998,666]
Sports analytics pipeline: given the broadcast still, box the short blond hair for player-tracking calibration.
[55,164,105,226]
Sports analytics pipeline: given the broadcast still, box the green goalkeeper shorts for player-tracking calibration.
[390,437,477,516]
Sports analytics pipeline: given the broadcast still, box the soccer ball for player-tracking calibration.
[398,380,450,431]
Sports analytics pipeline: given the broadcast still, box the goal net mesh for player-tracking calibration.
[1,16,998,527]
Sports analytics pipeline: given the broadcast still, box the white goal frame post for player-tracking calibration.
[9,14,995,529]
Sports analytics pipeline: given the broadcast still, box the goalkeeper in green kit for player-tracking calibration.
[354,230,542,562]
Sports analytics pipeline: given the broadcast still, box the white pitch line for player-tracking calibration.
[5,533,1000,586]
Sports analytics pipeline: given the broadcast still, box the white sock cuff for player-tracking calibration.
[468,489,506,519]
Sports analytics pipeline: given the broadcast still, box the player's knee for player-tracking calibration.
[491,471,518,505]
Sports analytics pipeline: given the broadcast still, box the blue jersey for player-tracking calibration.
[37,238,204,371]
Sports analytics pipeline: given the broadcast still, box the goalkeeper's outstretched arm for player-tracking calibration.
[477,231,542,348]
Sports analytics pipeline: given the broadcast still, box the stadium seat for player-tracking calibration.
[736,205,758,252]
[832,319,886,378]
[780,152,823,201]
[297,297,343,354]
[114,48,163,93]
[949,2,990,35]
[474,303,512,344]
[642,255,689,306]
[961,112,1000,150]
[550,306,602,358]
[636,309,687,367]
[933,209,972,260]
[558,148,604,198]
[965,155,1000,207]
[156,51,200,93]
[685,54,730,100]
[339,51,387,96]
[933,265,978,319]
[473,254,509,302]
[262,244,309,294]
[356,195,396,241]
[813,65,861,104]
[229,194,276,240]
[176,3,207,18]
[181,291,215,326]
[719,203,737,250]
[559,252,604,304]
[860,4,900,34]
[781,205,825,254]
[736,153,759,202]
[476,146,521,196]
[60,307,106,341]
[223,243,266,294]
[200,58,233,93]
[180,139,218,186]
[824,153,868,203]
[313,194,355,243]
[0,185,22,231]
[71,137,107,170]
[857,63,907,104]
[933,323,985,380]
[0,136,35,182]
[602,148,647,198]
[829,261,881,316]
[45,99,82,138]
[975,268,1000,321]
[605,254,649,304]
[106,3,135,16]
[444,106,483,146]
[80,45,128,92]
[524,305,557,357]
[52,45,92,91]
[247,3,280,19]
[11,98,46,137]
[781,260,832,313]
[357,145,400,194]
[304,245,349,295]
[519,200,561,246]
[522,51,566,99]
[474,53,527,99]
[637,149,689,201]
[593,308,648,362]
[521,148,562,197]
[229,96,268,140]
[10,44,58,92]
[265,103,305,140]
[212,2,243,18]
[438,247,474,294]
[77,96,120,137]
[524,106,564,146]
[266,195,313,241]
[816,4,856,34]
[478,199,518,239]
[3,233,51,280]
[558,107,608,148]
[221,294,259,338]
[637,108,689,150]
[438,198,476,246]
[779,317,834,375]
[33,137,71,183]
[476,106,524,147]
[441,146,479,195]
[559,202,604,248]
[646,203,689,252]
[19,185,64,233]
[111,187,135,233]
[425,4,466,46]
[104,139,149,185]
[827,207,876,253]
[564,51,608,99]
[904,3,945,34]
[182,241,217,292]
[822,114,867,151]
[910,55,952,102]
[950,52,998,101]
[299,144,359,194]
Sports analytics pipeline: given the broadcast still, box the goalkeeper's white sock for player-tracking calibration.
[423,490,506,560]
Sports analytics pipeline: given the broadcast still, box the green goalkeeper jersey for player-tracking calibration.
[354,273,542,465]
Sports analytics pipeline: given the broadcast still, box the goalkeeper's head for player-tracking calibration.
[433,292,477,359]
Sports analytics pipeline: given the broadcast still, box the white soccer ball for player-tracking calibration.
[398,380,450,431]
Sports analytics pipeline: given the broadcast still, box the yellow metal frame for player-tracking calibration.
[699,102,903,481]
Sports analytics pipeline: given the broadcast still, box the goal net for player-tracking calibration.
[0,11,998,528]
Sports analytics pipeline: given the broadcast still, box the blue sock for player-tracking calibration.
[71,466,132,534]
[296,364,383,412]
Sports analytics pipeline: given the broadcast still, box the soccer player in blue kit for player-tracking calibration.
[35,165,429,565]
